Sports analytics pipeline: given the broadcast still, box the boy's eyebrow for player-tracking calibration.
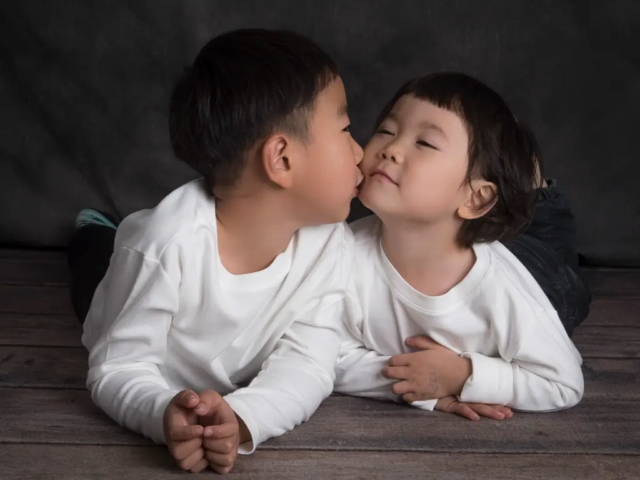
[338,103,349,117]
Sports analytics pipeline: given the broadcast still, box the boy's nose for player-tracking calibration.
[353,139,364,165]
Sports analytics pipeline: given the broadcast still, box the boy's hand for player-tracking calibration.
[435,395,514,421]
[163,390,208,473]
[383,335,472,402]
[196,390,241,474]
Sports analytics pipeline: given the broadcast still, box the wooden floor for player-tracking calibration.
[0,249,639,479]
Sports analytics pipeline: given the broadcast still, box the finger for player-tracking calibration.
[391,381,413,395]
[175,390,199,410]
[194,389,224,417]
[203,421,239,439]
[169,437,202,461]
[205,450,237,469]
[211,464,233,475]
[402,393,421,404]
[492,405,514,418]
[382,366,410,380]
[189,458,209,474]
[453,403,480,421]
[177,447,205,472]
[468,403,505,420]
[388,354,412,367]
[405,335,438,350]
[204,435,237,454]
[168,424,204,441]
[435,396,457,412]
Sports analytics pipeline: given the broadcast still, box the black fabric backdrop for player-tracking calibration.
[1,0,638,265]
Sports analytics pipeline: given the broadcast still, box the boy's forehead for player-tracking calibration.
[316,76,348,115]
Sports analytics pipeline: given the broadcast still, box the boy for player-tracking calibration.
[335,72,589,419]
[69,29,363,474]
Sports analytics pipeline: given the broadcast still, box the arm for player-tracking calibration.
[221,226,357,454]
[333,288,399,402]
[223,297,345,453]
[460,310,584,411]
[84,246,180,444]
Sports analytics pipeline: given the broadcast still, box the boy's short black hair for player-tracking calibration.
[170,29,339,190]
[376,72,539,247]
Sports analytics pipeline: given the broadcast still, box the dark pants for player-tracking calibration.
[503,180,591,337]
[67,180,591,336]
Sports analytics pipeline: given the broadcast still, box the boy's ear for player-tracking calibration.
[261,134,294,188]
[458,179,498,220]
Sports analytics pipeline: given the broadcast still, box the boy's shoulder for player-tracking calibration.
[294,221,355,269]
[114,178,214,259]
[348,214,380,246]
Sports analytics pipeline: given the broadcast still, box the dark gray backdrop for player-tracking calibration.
[1,0,638,265]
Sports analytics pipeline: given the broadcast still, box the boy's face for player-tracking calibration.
[358,95,470,225]
[289,77,364,224]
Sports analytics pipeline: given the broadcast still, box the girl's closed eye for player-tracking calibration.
[377,128,394,136]
[417,139,438,150]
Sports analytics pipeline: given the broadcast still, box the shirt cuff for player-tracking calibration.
[224,395,259,455]
[149,389,182,445]
[410,399,438,411]
[459,352,514,406]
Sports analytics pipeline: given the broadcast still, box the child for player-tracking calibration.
[335,72,590,419]
[69,29,363,474]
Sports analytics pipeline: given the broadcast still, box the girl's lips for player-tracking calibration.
[370,171,397,185]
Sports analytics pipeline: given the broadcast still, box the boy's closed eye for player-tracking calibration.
[377,128,394,136]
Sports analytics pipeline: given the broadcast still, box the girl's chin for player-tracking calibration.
[357,187,385,214]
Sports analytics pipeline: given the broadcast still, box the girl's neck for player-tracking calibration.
[380,217,476,296]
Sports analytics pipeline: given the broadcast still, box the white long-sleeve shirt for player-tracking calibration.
[82,179,353,453]
[335,216,584,412]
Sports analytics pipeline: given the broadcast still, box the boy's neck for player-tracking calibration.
[215,190,299,275]
[380,217,476,297]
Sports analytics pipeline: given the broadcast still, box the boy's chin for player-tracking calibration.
[307,202,351,226]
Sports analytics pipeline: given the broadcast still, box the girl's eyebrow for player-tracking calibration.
[418,120,448,141]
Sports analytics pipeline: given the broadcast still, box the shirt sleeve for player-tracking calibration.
[223,233,353,454]
[459,310,584,411]
[333,284,399,402]
[83,246,181,444]
[224,296,344,454]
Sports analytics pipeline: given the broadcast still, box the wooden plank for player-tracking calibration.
[581,358,640,398]
[1,346,638,399]
[0,445,637,480]
[0,314,81,347]
[0,270,636,318]
[0,252,637,297]
[0,298,640,350]
[0,346,87,388]
[1,388,638,454]
[0,285,74,315]
[0,250,637,297]
[582,268,640,298]
[583,298,640,327]
[0,249,66,260]
[0,288,635,342]
[573,326,640,359]
[0,256,69,286]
